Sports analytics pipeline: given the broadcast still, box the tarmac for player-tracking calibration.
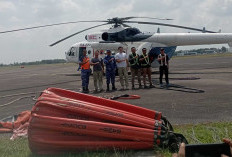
[0,54,232,125]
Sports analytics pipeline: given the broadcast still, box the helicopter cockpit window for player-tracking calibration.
[68,47,76,56]
[126,28,141,36]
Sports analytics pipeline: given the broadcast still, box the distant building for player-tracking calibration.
[204,50,216,54]
[186,51,198,55]
[176,51,197,56]
[175,47,232,56]
[177,52,184,56]
[229,47,232,52]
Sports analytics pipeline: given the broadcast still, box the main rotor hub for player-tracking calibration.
[108,17,124,27]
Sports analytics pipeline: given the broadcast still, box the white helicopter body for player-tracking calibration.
[65,25,232,67]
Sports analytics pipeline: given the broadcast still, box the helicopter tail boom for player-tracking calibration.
[145,33,232,47]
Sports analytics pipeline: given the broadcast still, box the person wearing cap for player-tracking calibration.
[128,47,142,89]
[115,46,129,90]
[79,49,91,93]
[139,48,155,88]
[104,50,117,91]
[157,48,169,88]
[90,50,104,93]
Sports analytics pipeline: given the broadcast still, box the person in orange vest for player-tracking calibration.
[79,49,91,93]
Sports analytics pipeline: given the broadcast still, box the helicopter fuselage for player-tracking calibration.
[65,41,176,69]
[66,25,232,66]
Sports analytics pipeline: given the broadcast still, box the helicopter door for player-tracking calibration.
[79,47,86,61]
[79,47,93,60]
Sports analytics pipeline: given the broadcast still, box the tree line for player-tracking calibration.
[0,59,66,67]
[174,46,227,56]
[0,46,229,67]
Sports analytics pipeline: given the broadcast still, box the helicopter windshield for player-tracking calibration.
[125,28,141,36]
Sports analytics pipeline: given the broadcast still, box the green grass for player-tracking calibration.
[174,121,232,144]
[0,136,30,157]
[0,121,232,157]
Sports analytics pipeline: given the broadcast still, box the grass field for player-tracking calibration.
[0,121,231,157]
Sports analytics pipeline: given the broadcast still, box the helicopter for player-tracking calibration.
[1,16,232,66]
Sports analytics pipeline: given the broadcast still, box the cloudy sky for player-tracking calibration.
[0,0,232,64]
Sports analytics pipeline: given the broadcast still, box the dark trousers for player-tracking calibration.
[81,69,91,88]
[159,66,169,84]
[106,69,115,84]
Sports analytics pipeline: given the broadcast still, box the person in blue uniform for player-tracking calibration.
[104,50,117,91]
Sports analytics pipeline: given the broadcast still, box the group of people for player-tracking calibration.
[79,46,170,93]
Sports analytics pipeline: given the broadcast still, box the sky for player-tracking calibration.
[0,0,232,64]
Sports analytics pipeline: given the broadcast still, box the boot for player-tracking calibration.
[86,87,89,93]
[82,87,88,93]
[106,84,110,92]
[144,84,148,89]
[132,85,135,90]
[112,83,117,91]
[149,84,155,88]
[82,87,85,93]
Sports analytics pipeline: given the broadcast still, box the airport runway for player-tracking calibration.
[0,54,232,124]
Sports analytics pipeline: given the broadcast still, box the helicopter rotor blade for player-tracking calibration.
[121,16,173,21]
[78,20,108,23]
[49,23,109,47]
[122,23,132,28]
[0,20,108,34]
[124,21,216,33]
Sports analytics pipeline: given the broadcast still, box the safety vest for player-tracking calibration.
[81,57,90,70]
[141,54,150,67]
[158,54,167,66]
[130,53,139,66]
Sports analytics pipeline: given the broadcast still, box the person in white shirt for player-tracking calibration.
[99,50,105,60]
[115,47,129,90]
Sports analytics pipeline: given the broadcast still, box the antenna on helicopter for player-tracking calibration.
[202,27,206,33]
